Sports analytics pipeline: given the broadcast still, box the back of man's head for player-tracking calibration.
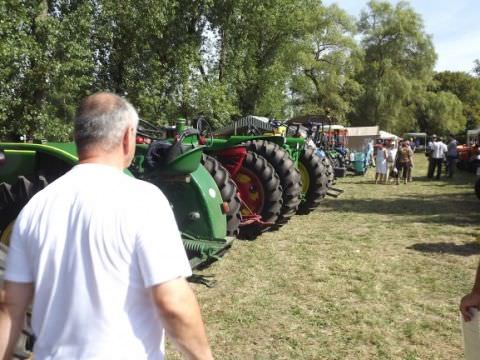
[74,92,139,153]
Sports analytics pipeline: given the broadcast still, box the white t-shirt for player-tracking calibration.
[5,163,192,360]
[431,141,447,159]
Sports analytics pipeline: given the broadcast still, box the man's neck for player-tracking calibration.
[78,154,125,170]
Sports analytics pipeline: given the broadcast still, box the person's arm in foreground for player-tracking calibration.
[152,278,213,360]
[0,281,33,359]
[460,261,480,321]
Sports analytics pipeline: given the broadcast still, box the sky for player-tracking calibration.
[323,0,480,73]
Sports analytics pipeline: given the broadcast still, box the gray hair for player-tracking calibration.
[74,93,139,152]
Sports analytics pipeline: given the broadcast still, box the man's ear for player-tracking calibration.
[122,127,132,155]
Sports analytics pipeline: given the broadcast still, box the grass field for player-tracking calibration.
[168,154,480,359]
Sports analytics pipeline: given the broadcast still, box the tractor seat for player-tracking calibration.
[144,139,192,171]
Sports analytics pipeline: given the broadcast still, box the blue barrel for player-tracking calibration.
[353,152,366,174]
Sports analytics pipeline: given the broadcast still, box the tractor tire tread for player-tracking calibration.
[245,140,301,229]
[297,148,328,215]
[201,154,241,237]
[237,151,283,239]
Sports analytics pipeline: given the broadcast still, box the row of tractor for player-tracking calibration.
[0,117,345,271]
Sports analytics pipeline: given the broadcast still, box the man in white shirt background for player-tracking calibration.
[0,93,213,359]
[427,135,448,180]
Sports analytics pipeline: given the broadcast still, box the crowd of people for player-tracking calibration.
[373,134,458,185]
[426,134,458,179]
[374,139,414,185]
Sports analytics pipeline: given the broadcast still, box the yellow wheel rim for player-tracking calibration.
[0,221,14,246]
[298,163,310,194]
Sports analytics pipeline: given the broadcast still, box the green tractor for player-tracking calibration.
[135,119,284,240]
[211,116,331,215]
[0,128,233,269]
[0,127,236,359]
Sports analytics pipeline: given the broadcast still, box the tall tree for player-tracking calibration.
[353,0,436,133]
[207,0,302,118]
[288,3,361,121]
[432,71,480,130]
[0,0,93,140]
[473,59,480,77]
[415,91,466,134]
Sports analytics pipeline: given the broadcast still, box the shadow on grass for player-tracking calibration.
[323,192,480,226]
[407,241,480,256]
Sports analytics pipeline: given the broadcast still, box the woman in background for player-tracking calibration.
[375,143,388,184]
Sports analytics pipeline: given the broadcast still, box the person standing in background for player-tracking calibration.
[410,138,416,153]
[397,140,414,185]
[386,142,398,184]
[428,136,447,179]
[446,134,458,178]
[374,143,388,184]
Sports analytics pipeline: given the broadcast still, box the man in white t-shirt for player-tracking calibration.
[0,93,213,359]
[427,135,448,179]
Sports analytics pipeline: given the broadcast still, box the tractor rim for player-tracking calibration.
[0,221,14,246]
[298,162,310,194]
[234,167,265,216]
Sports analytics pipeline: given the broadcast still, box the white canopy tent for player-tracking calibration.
[346,126,379,151]
[378,130,399,140]
[346,126,400,151]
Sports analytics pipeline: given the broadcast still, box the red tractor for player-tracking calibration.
[457,129,480,172]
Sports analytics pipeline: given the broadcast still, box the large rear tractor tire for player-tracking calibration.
[297,148,328,215]
[201,154,241,237]
[233,151,283,239]
[0,175,48,240]
[245,140,301,229]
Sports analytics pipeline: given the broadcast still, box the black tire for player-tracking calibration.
[201,154,241,237]
[233,151,283,239]
[328,154,340,170]
[297,148,328,215]
[245,140,301,229]
[475,178,480,200]
[321,157,335,187]
[0,175,48,235]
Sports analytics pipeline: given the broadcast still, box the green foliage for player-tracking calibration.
[432,71,480,130]
[0,0,473,140]
[416,91,466,134]
[0,1,94,140]
[207,0,302,117]
[288,3,361,122]
[353,0,436,133]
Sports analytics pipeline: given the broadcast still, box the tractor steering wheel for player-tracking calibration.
[193,117,214,146]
